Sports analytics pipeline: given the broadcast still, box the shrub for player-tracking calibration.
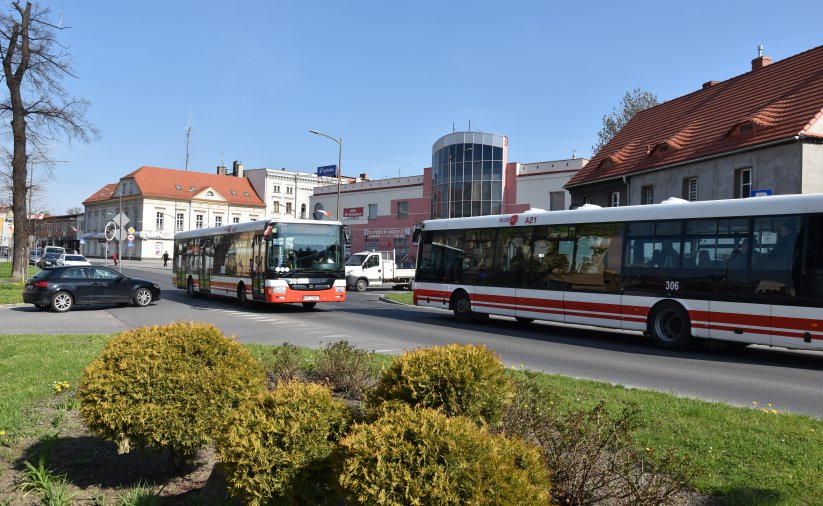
[499,375,695,505]
[336,405,552,505]
[367,343,513,426]
[260,342,304,386]
[216,381,352,506]
[310,340,378,399]
[77,322,266,460]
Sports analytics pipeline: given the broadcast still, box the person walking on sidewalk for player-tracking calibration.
[162,251,170,268]
[113,251,118,266]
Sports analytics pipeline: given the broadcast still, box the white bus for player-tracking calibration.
[413,194,823,351]
[175,219,347,308]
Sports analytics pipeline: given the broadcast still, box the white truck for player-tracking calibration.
[345,250,415,291]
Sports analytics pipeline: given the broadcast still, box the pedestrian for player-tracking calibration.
[113,251,118,266]
[162,251,169,268]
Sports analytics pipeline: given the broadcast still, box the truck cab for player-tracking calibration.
[345,250,415,291]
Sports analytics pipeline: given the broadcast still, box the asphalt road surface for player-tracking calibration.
[5,261,822,419]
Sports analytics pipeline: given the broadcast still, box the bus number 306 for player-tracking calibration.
[665,280,680,291]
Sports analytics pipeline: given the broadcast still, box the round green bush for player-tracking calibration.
[216,381,352,506]
[367,343,513,426]
[77,322,266,457]
[336,405,552,505]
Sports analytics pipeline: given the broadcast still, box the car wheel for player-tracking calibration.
[452,291,473,323]
[50,292,73,313]
[355,279,368,292]
[302,302,317,309]
[134,287,153,307]
[648,301,694,350]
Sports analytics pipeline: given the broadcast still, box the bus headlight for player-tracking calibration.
[268,286,287,294]
[335,286,346,293]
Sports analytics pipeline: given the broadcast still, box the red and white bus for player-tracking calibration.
[413,194,823,351]
[174,219,347,308]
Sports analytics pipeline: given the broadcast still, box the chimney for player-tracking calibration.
[216,165,227,175]
[702,80,719,89]
[232,160,244,178]
[751,44,772,71]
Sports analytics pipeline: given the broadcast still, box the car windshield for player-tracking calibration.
[66,255,84,261]
[266,223,343,273]
[43,253,61,259]
[345,254,368,266]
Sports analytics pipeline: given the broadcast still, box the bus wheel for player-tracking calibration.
[237,285,249,307]
[515,317,535,324]
[355,279,368,292]
[649,301,694,350]
[302,302,317,309]
[452,292,473,323]
[186,277,196,297]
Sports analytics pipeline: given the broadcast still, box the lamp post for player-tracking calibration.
[309,130,342,220]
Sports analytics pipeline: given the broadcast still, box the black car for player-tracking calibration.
[23,266,162,312]
[37,252,64,268]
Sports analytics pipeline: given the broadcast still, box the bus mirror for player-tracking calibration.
[412,227,421,244]
[343,225,351,245]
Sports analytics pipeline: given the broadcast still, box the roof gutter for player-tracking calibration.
[566,135,801,189]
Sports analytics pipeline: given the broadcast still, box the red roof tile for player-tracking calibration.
[82,167,265,207]
[567,44,823,188]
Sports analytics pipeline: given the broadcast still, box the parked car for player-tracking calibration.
[44,246,66,256]
[23,266,161,312]
[62,254,91,266]
[29,249,43,265]
[37,252,65,268]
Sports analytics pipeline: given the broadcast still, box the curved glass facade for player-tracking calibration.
[431,132,507,219]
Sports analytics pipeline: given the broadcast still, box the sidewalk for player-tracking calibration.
[92,258,172,270]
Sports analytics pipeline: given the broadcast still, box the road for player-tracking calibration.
[4,261,823,419]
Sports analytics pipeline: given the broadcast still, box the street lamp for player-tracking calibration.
[309,130,342,220]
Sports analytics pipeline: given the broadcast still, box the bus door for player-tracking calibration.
[252,234,266,300]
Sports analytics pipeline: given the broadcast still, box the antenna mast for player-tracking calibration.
[184,114,192,171]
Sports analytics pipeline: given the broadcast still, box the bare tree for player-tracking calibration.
[592,88,659,156]
[0,1,97,279]
[65,205,81,214]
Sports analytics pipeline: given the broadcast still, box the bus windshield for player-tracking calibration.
[268,223,343,273]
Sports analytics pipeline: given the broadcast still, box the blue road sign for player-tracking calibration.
[750,189,773,197]
[127,241,135,248]
[317,165,337,177]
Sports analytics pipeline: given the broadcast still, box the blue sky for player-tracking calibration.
[25,0,823,214]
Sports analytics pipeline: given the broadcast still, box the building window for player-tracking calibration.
[195,214,203,229]
[286,187,293,195]
[206,190,214,196]
[300,204,306,219]
[610,192,620,207]
[734,168,752,199]
[176,213,184,232]
[286,202,292,215]
[273,185,280,193]
[215,215,222,227]
[641,185,655,205]
[156,212,164,230]
[397,201,408,218]
[549,191,565,211]
[583,196,593,205]
[368,203,378,220]
[250,215,258,221]
[273,202,280,214]
[683,177,698,201]
[233,216,240,224]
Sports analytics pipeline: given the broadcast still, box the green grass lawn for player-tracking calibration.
[2,331,821,505]
[0,262,38,304]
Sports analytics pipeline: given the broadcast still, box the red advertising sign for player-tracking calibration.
[344,207,364,218]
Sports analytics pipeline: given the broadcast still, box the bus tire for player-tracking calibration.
[452,291,473,323]
[186,277,196,297]
[237,284,249,307]
[302,302,317,309]
[355,278,368,292]
[648,301,694,350]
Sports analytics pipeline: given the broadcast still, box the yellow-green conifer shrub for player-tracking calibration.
[77,322,266,458]
[336,405,552,505]
[367,343,513,426]
[216,381,352,506]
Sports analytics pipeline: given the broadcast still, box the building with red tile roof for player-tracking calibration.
[566,45,823,207]
[81,165,266,260]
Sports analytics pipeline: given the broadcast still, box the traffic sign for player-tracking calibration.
[127,234,135,241]
[104,221,117,242]
[111,213,130,228]
[127,241,134,248]
[750,189,773,197]
[127,226,135,234]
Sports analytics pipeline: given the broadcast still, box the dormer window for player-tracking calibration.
[175,185,182,190]
[597,158,613,170]
[230,190,237,196]
[206,191,214,196]
[739,122,754,133]
[243,191,250,197]
[189,186,196,191]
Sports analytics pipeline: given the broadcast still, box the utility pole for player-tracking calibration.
[184,115,192,171]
